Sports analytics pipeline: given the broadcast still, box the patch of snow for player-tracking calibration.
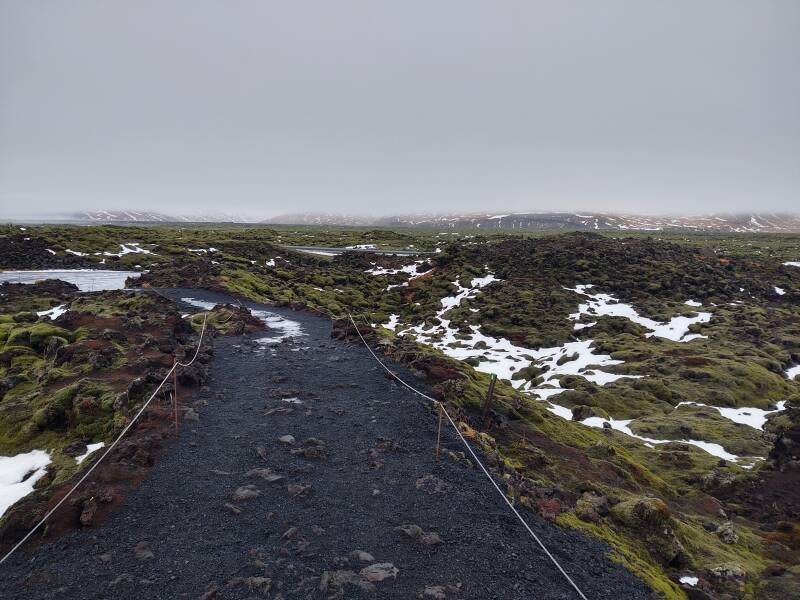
[383,314,401,331]
[546,403,574,420]
[567,286,711,342]
[65,249,88,257]
[180,297,219,311]
[0,270,139,291]
[36,304,67,320]
[0,449,51,518]
[45,249,56,255]
[386,274,638,400]
[581,417,739,461]
[265,259,276,267]
[250,309,305,344]
[75,442,105,465]
[680,576,699,587]
[345,244,376,249]
[784,261,800,268]
[786,365,800,380]
[100,243,155,257]
[774,286,786,296]
[685,300,702,307]
[676,401,787,430]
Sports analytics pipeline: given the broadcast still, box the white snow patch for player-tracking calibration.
[385,274,638,400]
[65,249,88,257]
[250,309,305,345]
[786,365,800,380]
[99,243,155,257]
[180,297,218,311]
[383,314,401,331]
[345,244,376,249]
[75,442,105,465]
[36,304,68,320]
[0,450,51,518]
[580,417,739,461]
[265,259,276,267]
[774,286,786,296]
[784,261,800,268]
[680,576,699,587]
[685,300,702,307]
[45,249,56,255]
[567,286,711,342]
[676,401,787,430]
[180,297,306,345]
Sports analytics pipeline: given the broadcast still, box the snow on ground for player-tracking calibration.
[66,249,88,257]
[0,449,51,518]
[97,243,155,257]
[383,314,401,331]
[786,365,800,380]
[36,304,68,320]
[180,297,218,311]
[680,576,699,587]
[684,300,702,307]
[676,401,787,430]
[180,297,306,345]
[188,247,219,254]
[250,309,305,344]
[383,276,768,463]
[0,270,140,291]
[75,442,105,465]
[265,259,276,267]
[385,273,640,416]
[783,262,800,268]
[580,417,739,461]
[366,260,431,276]
[345,244,376,249]
[774,286,786,296]
[567,285,711,342]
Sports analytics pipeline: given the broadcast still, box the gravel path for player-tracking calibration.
[0,289,655,599]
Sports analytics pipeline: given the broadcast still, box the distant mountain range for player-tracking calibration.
[67,210,800,233]
[74,210,251,223]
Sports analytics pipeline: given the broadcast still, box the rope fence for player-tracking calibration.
[0,312,210,566]
[344,310,590,600]
[1,289,591,600]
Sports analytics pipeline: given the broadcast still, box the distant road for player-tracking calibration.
[285,245,434,257]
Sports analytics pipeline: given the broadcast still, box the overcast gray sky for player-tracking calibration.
[1,1,798,219]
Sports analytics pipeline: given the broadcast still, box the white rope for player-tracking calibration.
[0,313,209,566]
[345,312,590,600]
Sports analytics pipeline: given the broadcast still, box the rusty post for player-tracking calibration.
[173,362,179,434]
[482,373,497,429]
[435,403,444,462]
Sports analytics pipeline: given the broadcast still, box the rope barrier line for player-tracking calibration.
[0,313,210,567]
[345,311,590,600]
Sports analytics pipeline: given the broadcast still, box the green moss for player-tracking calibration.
[557,512,687,600]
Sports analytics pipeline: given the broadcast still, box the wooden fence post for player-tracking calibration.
[435,404,444,462]
[173,362,179,434]
[482,374,497,429]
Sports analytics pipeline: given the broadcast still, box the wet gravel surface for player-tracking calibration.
[0,289,655,599]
